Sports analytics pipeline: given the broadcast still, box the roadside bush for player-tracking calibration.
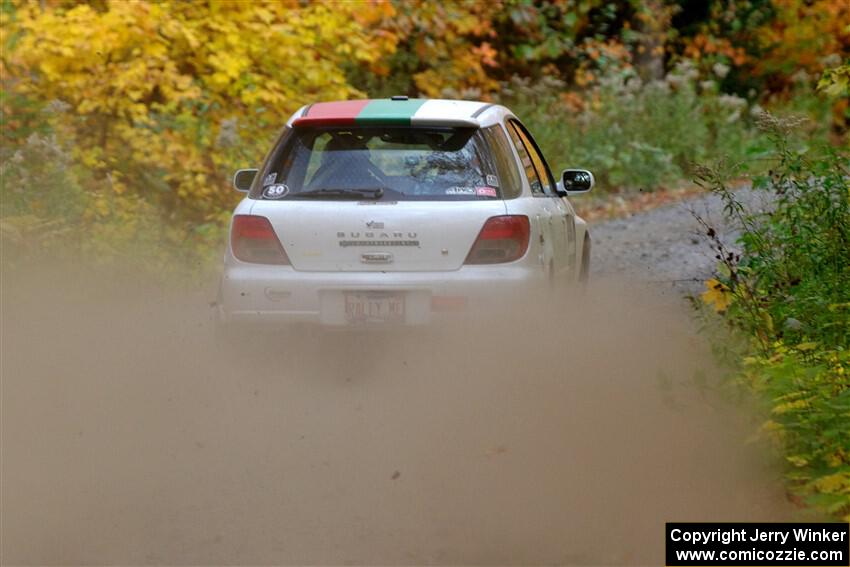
[695,113,850,519]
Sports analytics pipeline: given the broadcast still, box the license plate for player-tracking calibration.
[344,292,405,324]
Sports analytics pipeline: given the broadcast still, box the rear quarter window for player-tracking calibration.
[480,124,522,199]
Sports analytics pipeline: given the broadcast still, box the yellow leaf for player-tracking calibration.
[786,455,809,467]
[701,278,732,312]
[772,399,810,415]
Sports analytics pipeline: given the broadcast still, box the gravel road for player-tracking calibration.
[588,187,769,295]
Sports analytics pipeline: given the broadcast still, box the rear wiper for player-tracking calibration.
[293,188,384,200]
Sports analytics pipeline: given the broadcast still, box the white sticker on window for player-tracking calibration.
[263,172,277,186]
[445,187,476,195]
[486,174,499,187]
[263,184,289,199]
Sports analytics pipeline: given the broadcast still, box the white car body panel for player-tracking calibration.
[220,100,591,328]
[248,200,508,272]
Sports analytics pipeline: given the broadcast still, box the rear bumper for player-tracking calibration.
[218,263,546,327]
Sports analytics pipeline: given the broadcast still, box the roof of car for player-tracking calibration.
[288,98,495,128]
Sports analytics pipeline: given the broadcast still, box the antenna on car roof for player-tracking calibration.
[390,95,409,101]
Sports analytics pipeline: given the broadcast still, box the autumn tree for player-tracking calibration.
[3,0,395,224]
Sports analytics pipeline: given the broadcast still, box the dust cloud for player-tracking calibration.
[1,261,793,565]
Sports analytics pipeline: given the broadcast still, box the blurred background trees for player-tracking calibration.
[1,0,847,265]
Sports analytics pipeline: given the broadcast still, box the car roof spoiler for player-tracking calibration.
[288,99,487,129]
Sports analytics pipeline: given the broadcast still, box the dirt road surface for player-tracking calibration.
[589,187,771,294]
[2,191,793,565]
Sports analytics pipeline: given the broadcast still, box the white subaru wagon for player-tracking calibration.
[218,97,593,329]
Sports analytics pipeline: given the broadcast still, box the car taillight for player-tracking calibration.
[231,215,290,265]
[464,215,530,265]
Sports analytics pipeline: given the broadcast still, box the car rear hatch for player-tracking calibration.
[249,200,507,272]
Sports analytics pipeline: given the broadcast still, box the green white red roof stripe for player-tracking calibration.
[292,98,488,128]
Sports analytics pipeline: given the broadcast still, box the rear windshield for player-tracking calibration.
[251,126,519,201]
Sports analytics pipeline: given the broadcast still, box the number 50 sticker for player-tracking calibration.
[263,184,289,199]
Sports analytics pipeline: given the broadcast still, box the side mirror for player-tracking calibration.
[233,168,258,192]
[561,169,594,194]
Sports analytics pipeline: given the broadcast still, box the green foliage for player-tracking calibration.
[501,64,766,190]
[491,0,635,76]
[695,116,850,519]
[743,346,850,518]
[698,114,850,350]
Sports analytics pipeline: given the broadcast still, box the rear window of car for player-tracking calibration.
[251,125,520,201]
